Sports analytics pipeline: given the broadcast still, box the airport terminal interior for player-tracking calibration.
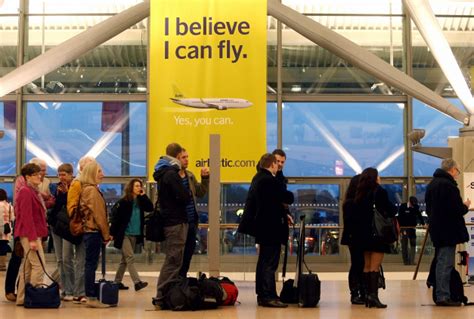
[0,0,474,317]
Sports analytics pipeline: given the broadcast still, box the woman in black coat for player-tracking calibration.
[110,179,153,291]
[341,174,365,305]
[353,168,396,308]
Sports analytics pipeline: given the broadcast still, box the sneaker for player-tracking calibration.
[73,296,87,304]
[116,282,129,290]
[134,281,148,291]
[86,298,111,308]
[63,295,74,302]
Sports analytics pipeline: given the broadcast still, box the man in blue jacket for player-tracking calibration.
[425,158,471,307]
[152,143,191,309]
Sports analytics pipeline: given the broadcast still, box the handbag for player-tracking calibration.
[70,191,85,236]
[24,250,61,308]
[145,205,165,242]
[372,193,398,244]
[3,204,12,235]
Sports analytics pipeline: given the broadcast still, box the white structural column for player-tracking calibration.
[403,0,474,115]
[267,0,469,125]
[0,1,150,97]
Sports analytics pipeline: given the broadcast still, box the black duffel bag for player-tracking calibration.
[24,250,61,308]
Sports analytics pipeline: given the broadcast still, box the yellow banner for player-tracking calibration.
[149,0,267,182]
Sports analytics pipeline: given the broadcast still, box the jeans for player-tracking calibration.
[84,232,102,298]
[51,230,66,293]
[179,223,197,278]
[256,244,281,301]
[401,228,416,265]
[115,235,141,284]
[435,245,456,302]
[4,239,22,294]
[63,240,85,297]
[156,223,188,299]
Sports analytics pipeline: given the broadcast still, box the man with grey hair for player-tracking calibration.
[425,158,471,307]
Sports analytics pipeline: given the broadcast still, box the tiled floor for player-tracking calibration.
[1,271,474,319]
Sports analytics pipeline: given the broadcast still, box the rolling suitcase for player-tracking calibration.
[95,244,119,306]
[296,215,320,307]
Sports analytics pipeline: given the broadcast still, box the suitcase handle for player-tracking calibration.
[101,243,106,279]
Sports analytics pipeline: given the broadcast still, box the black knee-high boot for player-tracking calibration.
[366,271,387,308]
[349,275,365,305]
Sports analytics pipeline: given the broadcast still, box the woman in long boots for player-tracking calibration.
[354,168,396,308]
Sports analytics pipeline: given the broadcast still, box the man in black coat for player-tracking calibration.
[152,143,191,309]
[425,158,470,307]
[253,153,294,308]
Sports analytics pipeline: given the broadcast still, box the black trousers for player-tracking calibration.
[401,228,416,265]
[256,244,281,301]
[179,223,197,278]
[4,239,22,294]
[348,245,364,291]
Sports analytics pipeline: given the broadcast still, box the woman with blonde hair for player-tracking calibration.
[78,161,112,308]
[110,179,153,291]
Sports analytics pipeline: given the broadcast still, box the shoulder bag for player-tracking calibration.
[24,250,61,308]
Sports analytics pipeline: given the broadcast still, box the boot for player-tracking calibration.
[349,276,365,305]
[363,272,369,306]
[366,272,387,308]
[0,256,6,271]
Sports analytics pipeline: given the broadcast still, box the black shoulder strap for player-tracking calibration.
[23,250,57,284]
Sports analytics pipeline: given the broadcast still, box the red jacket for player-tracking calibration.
[14,185,48,241]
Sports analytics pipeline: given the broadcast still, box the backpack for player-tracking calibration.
[198,274,224,309]
[69,183,86,236]
[431,268,473,305]
[209,276,239,306]
[163,277,202,311]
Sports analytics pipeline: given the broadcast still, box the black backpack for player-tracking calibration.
[198,274,224,309]
[163,277,202,311]
[432,268,473,305]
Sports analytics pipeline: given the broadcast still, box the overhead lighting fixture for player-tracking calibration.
[291,85,302,92]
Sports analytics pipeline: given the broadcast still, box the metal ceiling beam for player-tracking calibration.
[268,0,469,125]
[0,1,149,97]
[403,0,474,115]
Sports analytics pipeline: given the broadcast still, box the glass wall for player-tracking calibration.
[413,98,464,176]
[0,16,17,78]
[25,102,147,176]
[282,102,404,176]
[0,102,16,175]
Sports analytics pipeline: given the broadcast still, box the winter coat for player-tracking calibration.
[110,194,154,249]
[353,185,397,253]
[425,168,469,247]
[80,184,110,241]
[153,156,191,227]
[253,169,294,245]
